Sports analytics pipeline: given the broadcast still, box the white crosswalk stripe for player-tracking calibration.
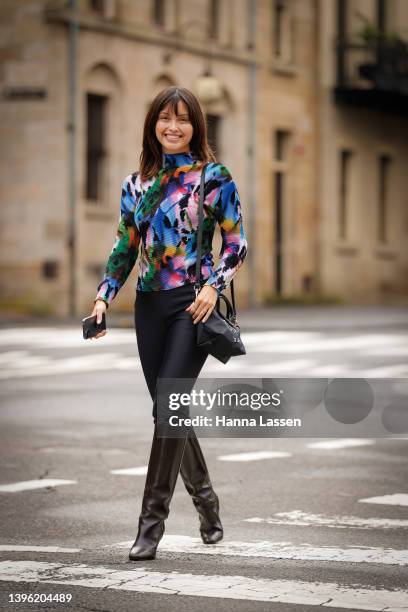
[244,510,408,529]
[110,466,148,476]
[112,534,408,565]
[0,328,135,348]
[359,493,408,507]
[0,545,80,553]
[0,560,407,610]
[217,450,292,461]
[0,479,77,493]
[307,439,376,449]
[0,353,141,379]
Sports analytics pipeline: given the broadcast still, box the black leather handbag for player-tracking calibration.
[194,163,246,364]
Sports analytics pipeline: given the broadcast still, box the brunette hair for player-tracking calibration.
[139,86,217,181]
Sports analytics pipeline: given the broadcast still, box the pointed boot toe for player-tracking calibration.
[128,518,164,560]
[129,543,157,561]
[200,527,223,544]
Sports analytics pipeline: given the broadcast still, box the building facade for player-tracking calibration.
[0,0,407,317]
[319,0,408,303]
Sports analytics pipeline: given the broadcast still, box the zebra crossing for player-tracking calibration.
[0,327,407,379]
[1,515,408,611]
[1,325,407,609]
[1,440,407,609]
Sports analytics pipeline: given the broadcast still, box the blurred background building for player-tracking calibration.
[0,0,407,318]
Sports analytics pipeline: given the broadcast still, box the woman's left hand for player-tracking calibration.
[186,284,218,324]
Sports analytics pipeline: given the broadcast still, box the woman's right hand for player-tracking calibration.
[89,299,108,339]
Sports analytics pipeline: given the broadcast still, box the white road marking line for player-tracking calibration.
[217,451,292,462]
[0,351,35,364]
[307,439,376,450]
[356,364,408,377]
[249,335,408,353]
[244,510,408,529]
[241,331,323,346]
[0,354,141,379]
[361,346,408,356]
[1,560,407,610]
[359,493,408,507]
[0,328,136,348]
[0,545,80,553]
[307,364,408,377]
[0,479,77,493]
[114,535,408,565]
[110,466,148,476]
[205,359,317,375]
[38,447,128,455]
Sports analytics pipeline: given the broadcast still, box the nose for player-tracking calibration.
[168,117,179,131]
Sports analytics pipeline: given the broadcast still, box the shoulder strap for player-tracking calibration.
[194,164,206,293]
[195,163,236,315]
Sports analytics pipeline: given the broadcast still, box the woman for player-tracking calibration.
[87,85,247,561]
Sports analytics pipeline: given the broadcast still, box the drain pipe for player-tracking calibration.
[246,0,257,308]
[67,0,78,317]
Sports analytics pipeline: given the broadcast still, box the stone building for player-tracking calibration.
[319,0,408,303]
[0,0,407,318]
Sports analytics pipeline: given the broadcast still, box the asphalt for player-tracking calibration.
[1,304,407,332]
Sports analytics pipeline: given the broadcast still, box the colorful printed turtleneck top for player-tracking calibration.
[94,151,247,306]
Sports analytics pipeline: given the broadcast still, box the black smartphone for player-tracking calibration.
[82,312,106,339]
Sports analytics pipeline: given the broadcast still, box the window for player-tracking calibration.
[272,129,291,295]
[86,93,108,202]
[338,149,353,239]
[42,260,59,280]
[275,129,289,161]
[153,0,166,27]
[272,0,294,63]
[376,0,387,34]
[209,0,220,39]
[91,0,104,12]
[206,114,220,157]
[90,0,116,19]
[377,154,392,243]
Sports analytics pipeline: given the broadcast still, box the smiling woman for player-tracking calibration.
[88,85,247,563]
[156,101,194,153]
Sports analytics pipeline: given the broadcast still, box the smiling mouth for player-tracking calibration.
[165,134,182,139]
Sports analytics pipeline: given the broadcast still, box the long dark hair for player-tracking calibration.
[139,86,217,181]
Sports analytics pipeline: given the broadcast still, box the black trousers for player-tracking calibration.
[134,282,209,421]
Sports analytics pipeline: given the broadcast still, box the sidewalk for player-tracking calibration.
[1,304,407,331]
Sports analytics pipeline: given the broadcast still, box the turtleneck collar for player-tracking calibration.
[162,150,195,170]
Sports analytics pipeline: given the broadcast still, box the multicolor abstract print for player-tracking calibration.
[94,151,247,306]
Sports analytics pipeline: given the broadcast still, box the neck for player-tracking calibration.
[162,150,195,169]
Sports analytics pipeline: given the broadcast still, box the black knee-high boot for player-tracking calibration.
[129,424,188,561]
[179,431,223,544]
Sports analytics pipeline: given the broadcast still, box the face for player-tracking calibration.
[155,99,193,154]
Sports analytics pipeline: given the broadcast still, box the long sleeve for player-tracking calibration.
[94,176,140,307]
[203,164,248,295]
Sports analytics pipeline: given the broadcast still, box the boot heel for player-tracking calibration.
[197,493,223,544]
